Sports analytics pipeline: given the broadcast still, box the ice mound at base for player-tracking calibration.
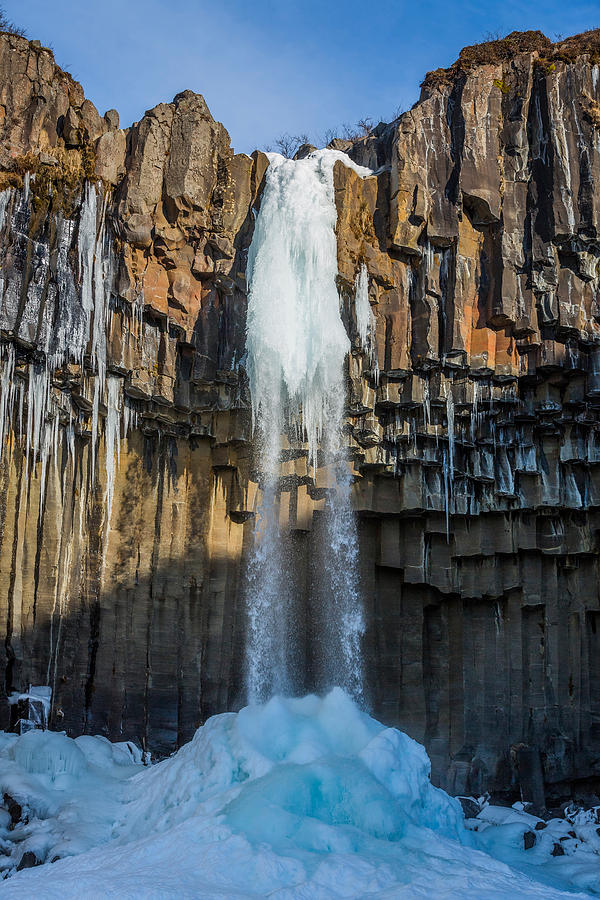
[0,690,595,898]
[118,689,464,847]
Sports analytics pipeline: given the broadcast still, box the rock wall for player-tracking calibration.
[333,30,600,800]
[0,28,599,802]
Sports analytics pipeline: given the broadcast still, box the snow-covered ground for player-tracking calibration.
[0,690,597,898]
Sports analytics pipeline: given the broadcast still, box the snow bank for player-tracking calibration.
[0,728,143,875]
[467,797,600,896]
[0,690,597,898]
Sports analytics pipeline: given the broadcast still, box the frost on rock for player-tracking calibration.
[0,689,597,898]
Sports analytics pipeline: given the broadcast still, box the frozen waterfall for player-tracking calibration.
[245,150,370,703]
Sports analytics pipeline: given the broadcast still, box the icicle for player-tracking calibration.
[0,187,12,233]
[564,468,582,508]
[89,190,113,482]
[496,448,514,496]
[446,382,455,475]
[471,380,478,442]
[354,264,377,372]
[17,379,24,437]
[25,363,50,478]
[442,447,450,541]
[67,407,75,472]
[123,397,139,437]
[104,375,122,529]
[123,398,131,436]
[52,408,60,470]
[494,601,503,636]
[444,379,455,541]
[78,181,97,333]
[38,409,59,523]
[423,377,430,430]
[134,291,145,347]
[0,343,15,459]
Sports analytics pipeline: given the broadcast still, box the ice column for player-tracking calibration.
[104,375,122,529]
[443,381,455,541]
[354,263,377,373]
[0,343,15,458]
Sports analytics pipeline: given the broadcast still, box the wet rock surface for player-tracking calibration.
[0,28,599,799]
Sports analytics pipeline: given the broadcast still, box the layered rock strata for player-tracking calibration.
[0,28,599,802]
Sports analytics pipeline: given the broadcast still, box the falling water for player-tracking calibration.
[245,150,370,703]
[320,385,365,701]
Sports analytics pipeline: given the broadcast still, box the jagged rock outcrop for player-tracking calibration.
[0,28,599,803]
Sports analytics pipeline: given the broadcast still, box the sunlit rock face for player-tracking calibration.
[0,27,600,803]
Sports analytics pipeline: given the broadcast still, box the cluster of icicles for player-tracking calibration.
[0,180,140,530]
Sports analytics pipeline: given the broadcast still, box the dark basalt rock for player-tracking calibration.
[3,794,23,827]
[523,831,536,850]
[458,796,481,819]
[16,851,41,870]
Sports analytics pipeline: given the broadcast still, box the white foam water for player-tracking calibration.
[245,150,370,703]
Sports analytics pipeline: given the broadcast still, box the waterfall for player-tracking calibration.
[245,150,370,703]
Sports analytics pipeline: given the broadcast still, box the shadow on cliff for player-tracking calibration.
[0,511,383,762]
[0,551,249,758]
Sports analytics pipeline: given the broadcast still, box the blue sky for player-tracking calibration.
[5,0,599,154]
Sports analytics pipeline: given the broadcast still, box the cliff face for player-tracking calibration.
[0,28,599,802]
[0,33,262,753]
[335,30,600,800]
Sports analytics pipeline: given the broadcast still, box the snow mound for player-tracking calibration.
[0,690,597,898]
[116,689,463,845]
[10,730,87,779]
[0,729,143,875]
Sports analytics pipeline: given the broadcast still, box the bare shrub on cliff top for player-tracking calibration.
[0,7,26,37]
[321,117,376,147]
[274,133,310,158]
